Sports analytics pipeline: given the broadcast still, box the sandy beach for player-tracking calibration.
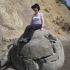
[62,44,70,70]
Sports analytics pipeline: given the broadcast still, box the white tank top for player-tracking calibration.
[32,12,43,25]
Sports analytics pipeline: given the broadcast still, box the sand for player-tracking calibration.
[62,45,70,70]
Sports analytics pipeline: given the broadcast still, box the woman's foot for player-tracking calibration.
[18,38,25,42]
[18,38,29,43]
[23,38,28,42]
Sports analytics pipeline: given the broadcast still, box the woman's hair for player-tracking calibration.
[31,3,40,11]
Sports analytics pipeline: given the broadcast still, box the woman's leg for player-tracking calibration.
[23,25,31,38]
[35,24,42,30]
[19,24,42,42]
[18,25,32,42]
[26,28,35,40]
[26,24,42,40]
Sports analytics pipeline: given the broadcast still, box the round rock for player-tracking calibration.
[11,29,65,70]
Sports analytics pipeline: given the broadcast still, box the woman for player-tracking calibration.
[19,3,44,42]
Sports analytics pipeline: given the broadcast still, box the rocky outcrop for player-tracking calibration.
[7,29,65,70]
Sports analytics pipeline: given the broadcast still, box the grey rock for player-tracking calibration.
[20,38,53,60]
[24,59,39,70]
[0,44,13,66]
[2,29,64,70]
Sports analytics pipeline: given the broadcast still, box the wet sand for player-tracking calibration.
[62,45,70,70]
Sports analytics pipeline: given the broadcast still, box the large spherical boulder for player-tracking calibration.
[11,29,65,70]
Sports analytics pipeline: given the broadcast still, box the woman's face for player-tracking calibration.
[33,8,38,13]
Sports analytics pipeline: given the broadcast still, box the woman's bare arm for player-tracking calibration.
[41,16,44,30]
[30,18,33,25]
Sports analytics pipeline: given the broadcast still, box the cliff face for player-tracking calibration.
[0,0,70,46]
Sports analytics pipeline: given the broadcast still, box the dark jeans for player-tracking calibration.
[22,24,42,39]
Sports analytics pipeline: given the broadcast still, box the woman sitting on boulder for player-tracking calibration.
[19,3,44,42]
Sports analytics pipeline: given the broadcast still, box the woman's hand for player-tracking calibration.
[40,28,43,31]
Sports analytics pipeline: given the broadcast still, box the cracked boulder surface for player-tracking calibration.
[9,29,64,70]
